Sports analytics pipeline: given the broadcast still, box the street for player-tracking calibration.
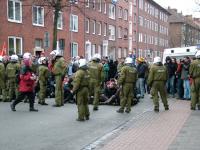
[0,95,199,150]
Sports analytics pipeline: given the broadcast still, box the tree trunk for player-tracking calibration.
[53,1,61,50]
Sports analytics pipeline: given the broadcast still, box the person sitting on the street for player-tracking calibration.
[100,78,120,105]
[63,76,74,103]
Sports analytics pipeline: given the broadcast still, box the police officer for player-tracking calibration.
[147,57,169,112]
[50,50,67,107]
[6,55,20,102]
[0,56,6,102]
[189,51,200,110]
[88,53,104,111]
[38,57,49,105]
[72,59,90,121]
[117,57,137,113]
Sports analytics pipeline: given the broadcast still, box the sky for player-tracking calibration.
[154,0,200,18]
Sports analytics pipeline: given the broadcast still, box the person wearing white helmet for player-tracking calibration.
[190,50,200,110]
[147,56,169,112]
[5,54,20,102]
[116,57,137,113]
[88,53,104,111]
[51,50,67,107]
[38,57,49,105]
[0,56,6,102]
[72,58,90,121]
[23,52,32,60]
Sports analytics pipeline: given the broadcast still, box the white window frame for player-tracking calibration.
[8,36,23,55]
[118,6,123,18]
[104,1,106,14]
[85,18,89,33]
[109,4,116,20]
[97,22,101,35]
[124,9,128,21]
[92,20,96,34]
[98,0,102,12]
[71,42,78,57]
[104,23,107,36]
[118,26,122,38]
[7,0,22,23]
[56,11,63,30]
[70,14,78,32]
[109,25,116,41]
[32,6,44,27]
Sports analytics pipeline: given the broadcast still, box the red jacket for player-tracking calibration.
[19,71,35,92]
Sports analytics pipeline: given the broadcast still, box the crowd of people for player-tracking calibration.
[1,49,200,121]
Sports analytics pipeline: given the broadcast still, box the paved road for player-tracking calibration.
[0,96,153,150]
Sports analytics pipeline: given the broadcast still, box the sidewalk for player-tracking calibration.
[100,100,193,150]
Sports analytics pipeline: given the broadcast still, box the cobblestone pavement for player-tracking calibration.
[99,100,193,150]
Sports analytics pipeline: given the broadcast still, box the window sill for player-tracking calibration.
[8,19,22,24]
[33,24,44,27]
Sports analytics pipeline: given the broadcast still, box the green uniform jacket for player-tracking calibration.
[6,62,20,78]
[73,69,90,92]
[52,57,67,77]
[88,61,104,83]
[38,65,49,82]
[189,59,200,78]
[147,64,168,86]
[0,62,5,82]
[118,65,137,85]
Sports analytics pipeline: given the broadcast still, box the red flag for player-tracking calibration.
[0,42,7,56]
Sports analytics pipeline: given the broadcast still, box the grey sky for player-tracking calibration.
[154,0,200,18]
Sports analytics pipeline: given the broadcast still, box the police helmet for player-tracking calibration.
[124,57,133,64]
[153,57,161,64]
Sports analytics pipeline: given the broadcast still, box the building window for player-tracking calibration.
[155,8,158,18]
[139,16,143,26]
[35,39,43,48]
[59,39,65,50]
[139,33,143,42]
[154,37,158,45]
[97,22,101,35]
[98,45,101,55]
[144,2,147,12]
[70,14,78,32]
[92,20,96,34]
[118,47,122,58]
[57,12,63,30]
[139,0,143,10]
[109,4,116,20]
[70,42,78,57]
[92,44,96,56]
[33,6,44,26]
[108,25,116,41]
[144,34,147,43]
[8,0,22,23]
[129,2,132,16]
[85,0,89,7]
[8,36,22,55]
[124,9,128,21]
[118,6,123,18]
[124,28,128,39]
[123,48,127,57]
[118,26,122,38]
[97,0,102,12]
[133,30,137,41]
[85,18,89,33]
[92,0,95,9]
[44,32,50,49]
[134,13,137,24]
[133,0,137,6]
[104,23,107,36]
[138,49,143,57]
[104,1,106,14]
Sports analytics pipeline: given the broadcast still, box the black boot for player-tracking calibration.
[29,108,38,112]
[10,103,16,111]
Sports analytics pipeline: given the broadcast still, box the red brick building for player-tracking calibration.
[132,0,170,62]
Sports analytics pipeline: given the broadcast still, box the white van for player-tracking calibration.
[162,46,199,64]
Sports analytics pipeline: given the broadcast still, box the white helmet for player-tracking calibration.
[92,53,101,60]
[38,57,46,64]
[195,51,200,58]
[0,56,3,62]
[124,57,133,64]
[153,57,161,63]
[23,52,32,59]
[50,50,62,57]
[79,59,87,67]
[10,55,19,61]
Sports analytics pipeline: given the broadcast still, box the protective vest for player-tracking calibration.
[52,57,66,76]
[191,60,200,78]
[88,61,101,80]
[6,63,17,78]
[0,62,5,79]
[124,66,137,83]
[80,70,90,87]
[39,65,49,82]
[153,65,167,81]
